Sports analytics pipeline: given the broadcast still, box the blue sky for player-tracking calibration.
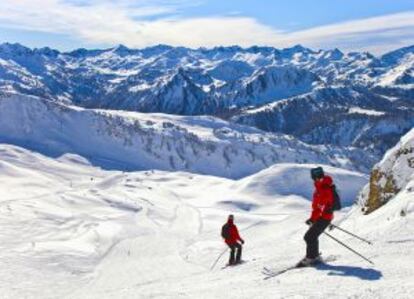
[0,0,413,54]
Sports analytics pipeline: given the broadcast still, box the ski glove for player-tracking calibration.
[241,239,245,245]
[305,219,314,226]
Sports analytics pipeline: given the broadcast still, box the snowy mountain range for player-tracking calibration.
[1,42,413,160]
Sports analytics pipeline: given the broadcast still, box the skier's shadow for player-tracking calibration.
[315,263,382,281]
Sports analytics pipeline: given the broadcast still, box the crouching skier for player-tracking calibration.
[297,167,334,267]
[221,214,245,266]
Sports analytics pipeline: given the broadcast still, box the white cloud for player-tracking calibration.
[279,11,414,54]
[0,0,283,48]
[0,1,413,54]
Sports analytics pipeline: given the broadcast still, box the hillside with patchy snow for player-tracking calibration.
[233,86,414,153]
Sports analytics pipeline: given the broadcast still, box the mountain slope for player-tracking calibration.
[0,92,376,178]
[233,87,414,154]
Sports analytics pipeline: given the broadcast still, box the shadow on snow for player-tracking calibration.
[316,263,382,281]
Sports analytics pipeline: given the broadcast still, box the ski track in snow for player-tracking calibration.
[0,144,413,298]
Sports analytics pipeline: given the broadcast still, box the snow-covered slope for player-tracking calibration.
[372,45,414,100]
[214,66,321,109]
[2,143,414,298]
[0,143,366,298]
[237,163,367,206]
[0,92,376,177]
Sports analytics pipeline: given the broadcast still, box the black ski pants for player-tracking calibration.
[304,219,331,259]
[228,243,242,264]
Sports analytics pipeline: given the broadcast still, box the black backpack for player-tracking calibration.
[331,184,342,211]
[221,223,230,239]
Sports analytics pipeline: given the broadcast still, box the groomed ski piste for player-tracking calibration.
[1,142,414,299]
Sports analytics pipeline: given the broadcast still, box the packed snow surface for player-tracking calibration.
[1,143,413,298]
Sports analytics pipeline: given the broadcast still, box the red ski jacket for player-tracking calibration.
[224,221,243,245]
[310,175,334,222]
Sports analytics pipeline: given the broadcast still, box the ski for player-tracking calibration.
[221,260,249,270]
[262,265,297,279]
[262,255,338,280]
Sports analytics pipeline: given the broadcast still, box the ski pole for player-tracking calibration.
[210,247,228,271]
[323,231,374,265]
[330,224,372,245]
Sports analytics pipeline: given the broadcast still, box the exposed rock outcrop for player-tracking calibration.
[361,128,414,213]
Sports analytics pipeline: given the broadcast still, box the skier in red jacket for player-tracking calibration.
[297,167,334,267]
[222,214,245,265]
